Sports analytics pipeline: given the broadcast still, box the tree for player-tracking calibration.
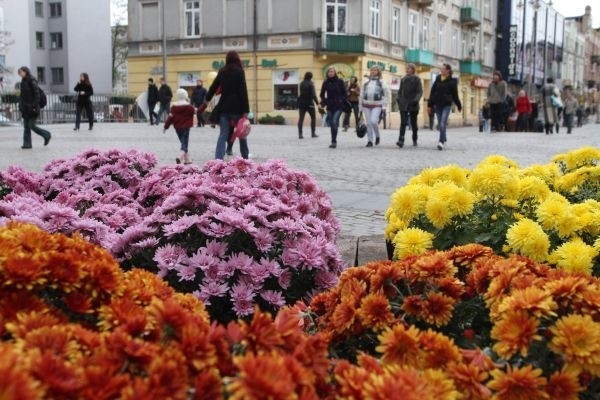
[111,0,128,91]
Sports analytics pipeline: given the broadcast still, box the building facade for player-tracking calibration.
[1,0,112,93]
[127,0,498,125]
[563,17,586,93]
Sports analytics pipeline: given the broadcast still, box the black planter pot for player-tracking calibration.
[386,240,394,261]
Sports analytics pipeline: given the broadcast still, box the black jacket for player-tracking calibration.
[191,85,207,106]
[298,79,319,109]
[320,76,347,112]
[19,77,40,118]
[206,67,250,115]
[74,82,93,106]
[147,84,159,105]
[397,75,423,112]
[158,84,173,104]
[427,76,462,110]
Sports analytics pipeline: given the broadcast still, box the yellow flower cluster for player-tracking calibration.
[386,147,600,274]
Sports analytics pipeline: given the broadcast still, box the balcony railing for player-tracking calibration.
[323,34,365,54]
[409,0,434,7]
[460,7,481,27]
[592,55,600,64]
[459,59,482,75]
[405,49,434,66]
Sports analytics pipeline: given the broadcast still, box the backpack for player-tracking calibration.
[38,87,47,109]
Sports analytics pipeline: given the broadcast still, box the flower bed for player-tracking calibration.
[0,150,344,323]
[385,147,600,275]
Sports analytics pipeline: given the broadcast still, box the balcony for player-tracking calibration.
[592,54,600,64]
[459,59,482,75]
[323,34,364,54]
[405,49,434,66]
[409,0,434,7]
[460,7,481,27]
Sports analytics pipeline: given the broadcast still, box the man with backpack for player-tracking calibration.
[18,66,51,149]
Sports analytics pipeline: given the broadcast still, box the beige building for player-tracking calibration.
[127,0,498,126]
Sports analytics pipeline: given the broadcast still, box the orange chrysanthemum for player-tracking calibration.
[331,302,357,333]
[448,244,495,268]
[497,286,557,319]
[546,370,582,400]
[0,344,44,400]
[491,311,542,359]
[228,353,297,400]
[488,365,548,400]
[194,370,224,400]
[411,253,457,282]
[549,314,600,376]
[418,330,462,369]
[362,367,426,400]
[420,293,455,327]
[401,295,423,316]
[376,324,421,367]
[357,293,395,329]
[448,362,491,400]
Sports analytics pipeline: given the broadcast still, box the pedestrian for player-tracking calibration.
[157,77,173,123]
[515,89,532,132]
[319,66,347,148]
[486,70,507,132]
[191,79,207,127]
[427,63,462,151]
[297,71,319,139]
[563,92,578,134]
[342,76,360,131]
[396,63,423,148]
[479,104,491,133]
[17,66,51,149]
[73,73,94,131]
[427,104,436,130]
[576,104,584,127]
[147,78,159,125]
[541,77,561,134]
[359,66,388,147]
[205,50,250,159]
[164,88,195,164]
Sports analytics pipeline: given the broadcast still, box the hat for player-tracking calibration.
[175,88,189,102]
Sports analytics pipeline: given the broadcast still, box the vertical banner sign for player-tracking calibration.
[508,25,518,77]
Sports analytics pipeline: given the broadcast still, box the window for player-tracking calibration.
[452,27,458,58]
[369,1,381,37]
[483,0,491,20]
[438,21,445,53]
[49,2,62,17]
[37,67,45,84]
[392,7,400,44]
[184,1,200,37]
[326,0,346,33]
[408,11,418,49]
[461,29,467,58]
[470,33,477,59]
[141,2,160,39]
[51,67,64,84]
[422,17,430,50]
[50,32,63,49]
[35,32,44,49]
[35,1,44,17]
[273,70,299,110]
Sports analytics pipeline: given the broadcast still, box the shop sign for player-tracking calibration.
[323,63,355,79]
[178,72,200,87]
[211,59,251,70]
[390,76,400,91]
[471,78,491,88]
[273,69,299,85]
[366,60,398,73]
[508,25,518,77]
[261,59,278,68]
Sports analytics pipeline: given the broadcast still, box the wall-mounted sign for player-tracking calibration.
[471,78,491,88]
[179,72,200,87]
[273,69,299,85]
[508,25,518,77]
[261,59,278,68]
[212,60,251,70]
[367,60,398,73]
[323,63,355,79]
[390,76,400,91]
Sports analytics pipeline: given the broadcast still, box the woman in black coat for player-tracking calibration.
[74,73,94,131]
[319,67,347,148]
[18,66,51,149]
[205,51,250,159]
[427,64,462,150]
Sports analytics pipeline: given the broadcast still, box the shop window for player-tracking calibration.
[273,69,299,110]
[326,0,346,34]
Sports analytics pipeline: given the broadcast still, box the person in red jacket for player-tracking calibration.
[515,89,532,132]
[164,88,195,164]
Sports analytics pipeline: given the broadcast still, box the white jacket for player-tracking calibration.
[360,78,389,109]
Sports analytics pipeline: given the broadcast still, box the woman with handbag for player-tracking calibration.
[542,77,561,134]
[205,51,250,159]
[319,66,347,148]
[359,66,388,147]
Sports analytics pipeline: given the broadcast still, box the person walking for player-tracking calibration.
[359,66,388,147]
[541,77,561,134]
[205,50,250,159]
[396,63,423,147]
[319,67,347,149]
[486,71,507,132]
[191,79,207,127]
[147,78,159,125]
[297,71,319,139]
[164,88,195,164]
[17,66,51,149]
[427,64,462,151]
[515,89,532,132]
[563,92,578,134]
[73,73,94,131]
[157,77,173,123]
[342,76,360,131]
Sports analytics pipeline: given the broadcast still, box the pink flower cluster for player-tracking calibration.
[0,149,344,322]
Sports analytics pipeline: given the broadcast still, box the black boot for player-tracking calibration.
[299,132,304,139]
[396,135,404,148]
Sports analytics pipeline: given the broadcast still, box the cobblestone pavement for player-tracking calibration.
[1,120,597,237]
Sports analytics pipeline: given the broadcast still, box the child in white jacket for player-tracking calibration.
[360,66,389,147]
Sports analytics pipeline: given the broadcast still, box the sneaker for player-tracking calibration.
[396,140,404,148]
[366,141,373,147]
[44,134,51,146]
[437,142,444,150]
[375,137,380,145]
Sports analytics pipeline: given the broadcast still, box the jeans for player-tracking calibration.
[483,119,491,133]
[363,107,381,143]
[328,109,342,144]
[22,117,51,147]
[565,113,574,133]
[217,114,248,159]
[157,102,170,123]
[298,106,316,135]
[175,127,190,152]
[75,102,94,129]
[342,101,360,129]
[399,110,419,143]
[435,105,452,144]
[148,102,158,125]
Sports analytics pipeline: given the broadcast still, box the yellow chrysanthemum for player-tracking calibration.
[425,199,453,229]
[517,176,551,202]
[450,189,476,216]
[536,196,579,238]
[552,146,600,171]
[392,228,434,259]
[548,239,598,275]
[384,212,408,241]
[505,218,550,262]
[389,184,428,223]
[408,165,469,187]
[467,164,519,199]
[549,314,600,376]
[520,162,561,186]
[477,154,519,170]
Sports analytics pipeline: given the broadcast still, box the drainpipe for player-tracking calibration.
[253,0,258,119]
[161,0,167,78]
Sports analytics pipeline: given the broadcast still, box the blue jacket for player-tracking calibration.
[320,76,347,112]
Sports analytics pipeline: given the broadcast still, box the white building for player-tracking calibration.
[1,0,111,93]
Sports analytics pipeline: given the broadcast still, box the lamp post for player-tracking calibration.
[517,0,527,86]
[530,0,541,96]
[161,0,166,79]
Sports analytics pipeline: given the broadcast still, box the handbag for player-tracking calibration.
[551,95,563,108]
[208,103,220,124]
[356,112,367,138]
[342,99,352,114]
